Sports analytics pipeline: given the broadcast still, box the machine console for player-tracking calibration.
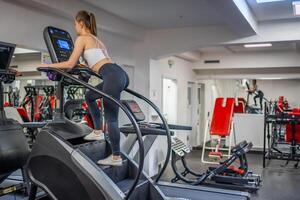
[0,41,16,83]
[44,26,74,63]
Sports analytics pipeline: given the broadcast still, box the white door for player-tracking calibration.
[187,82,197,147]
[162,78,178,124]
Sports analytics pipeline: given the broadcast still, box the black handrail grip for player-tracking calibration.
[37,67,144,200]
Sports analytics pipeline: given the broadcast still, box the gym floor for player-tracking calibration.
[161,151,300,200]
[1,151,299,200]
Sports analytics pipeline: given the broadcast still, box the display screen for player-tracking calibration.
[128,101,141,113]
[0,43,14,70]
[57,39,70,50]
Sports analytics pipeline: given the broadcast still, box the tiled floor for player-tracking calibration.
[161,151,300,200]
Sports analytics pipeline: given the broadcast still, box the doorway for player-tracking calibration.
[162,78,178,124]
[187,82,205,147]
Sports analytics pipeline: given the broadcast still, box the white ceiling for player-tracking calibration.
[83,0,224,29]
[175,41,300,62]
[226,41,300,53]
[246,0,300,21]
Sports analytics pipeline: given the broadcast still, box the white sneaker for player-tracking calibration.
[84,130,104,141]
[97,155,123,166]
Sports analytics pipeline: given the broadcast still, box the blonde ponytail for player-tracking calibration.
[89,13,97,36]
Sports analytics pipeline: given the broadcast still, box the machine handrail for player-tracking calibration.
[71,66,172,182]
[124,88,172,182]
[37,67,144,200]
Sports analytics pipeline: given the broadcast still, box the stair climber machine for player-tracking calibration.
[26,26,251,200]
[0,42,31,197]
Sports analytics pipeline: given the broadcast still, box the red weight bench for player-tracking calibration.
[234,98,245,113]
[202,97,236,164]
[285,108,300,143]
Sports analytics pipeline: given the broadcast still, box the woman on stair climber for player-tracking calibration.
[40,10,129,166]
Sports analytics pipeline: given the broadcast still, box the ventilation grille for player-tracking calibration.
[204,60,220,64]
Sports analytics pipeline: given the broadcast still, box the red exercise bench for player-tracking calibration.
[202,97,236,164]
[234,98,245,113]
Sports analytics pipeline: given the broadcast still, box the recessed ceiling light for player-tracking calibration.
[260,77,283,80]
[256,0,285,3]
[293,1,300,16]
[244,43,272,48]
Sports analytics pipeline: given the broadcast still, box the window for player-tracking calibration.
[256,0,285,3]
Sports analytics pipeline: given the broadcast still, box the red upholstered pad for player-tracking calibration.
[17,107,30,122]
[288,108,300,116]
[285,108,300,143]
[34,95,44,121]
[3,102,10,107]
[209,151,223,158]
[83,115,94,129]
[49,96,56,110]
[278,96,285,111]
[277,96,289,112]
[237,98,246,104]
[228,166,245,175]
[234,98,245,113]
[210,98,235,136]
[285,124,300,143]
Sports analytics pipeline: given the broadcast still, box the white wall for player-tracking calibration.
[0,0,142,91]
[259,79,300,108]
[193,50,300,71]
[150,57,197,124]
[147,56,197,175]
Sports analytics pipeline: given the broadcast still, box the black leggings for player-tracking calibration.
[85,63,129,156]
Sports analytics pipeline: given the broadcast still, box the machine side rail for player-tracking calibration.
[124,88,172,182]
[37,67,144,200]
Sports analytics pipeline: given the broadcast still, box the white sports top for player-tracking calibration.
[83,34,110,68]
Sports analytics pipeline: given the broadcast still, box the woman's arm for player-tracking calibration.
[40,36,85,69]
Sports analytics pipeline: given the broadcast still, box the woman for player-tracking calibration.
[40,10,129,166]
[248,79,264,110]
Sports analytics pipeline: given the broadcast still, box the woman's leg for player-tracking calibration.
[102,92,122,157]
[98,65,129,165]
[253,94,259,106]
[258,91,264,110]
[85,83,103,130]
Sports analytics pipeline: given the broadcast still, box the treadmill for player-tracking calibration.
[26,26,250,200]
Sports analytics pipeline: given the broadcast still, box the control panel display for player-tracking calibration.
[127,101,142,113]
[57,39,71,50]
[45,27,74,62]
